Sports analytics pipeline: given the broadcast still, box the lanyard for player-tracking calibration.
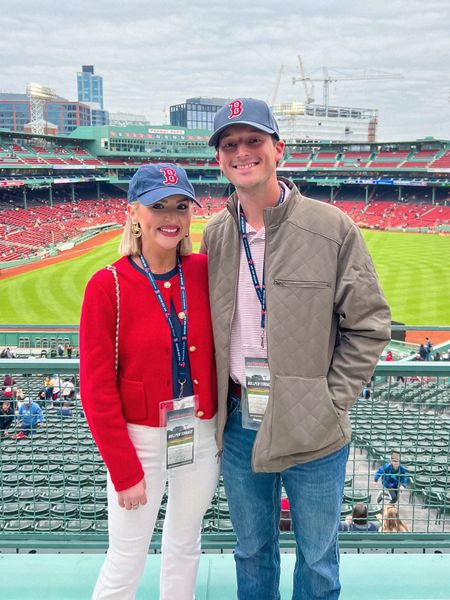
[139,253,188,398]
[238,187,285,348]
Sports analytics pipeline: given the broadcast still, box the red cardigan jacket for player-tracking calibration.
[80,254,217,492]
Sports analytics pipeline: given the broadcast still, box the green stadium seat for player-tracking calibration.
[39,488,65,502]
[34,519,64,532]
[22,503,51,517]
[50,503,79,518]
[2,504,21,518]
[93,520,109,532]
[0,488,15,503]
[65,489,92,504]
[3,519,34,531]
[79,504,106,519]
[66,519,94,532]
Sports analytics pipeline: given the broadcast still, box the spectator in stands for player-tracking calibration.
[425,337,433,360]
[279,497,291,531]
[418,344,427,360]
[61,377,75,401]
[13,396,44,439]
[3,374,16,386]
[338,503,378,532]
[385,350,394,361]
[66,344,74,359]
[378,505,408,532]
[80,163,219,600]
[0,396,14,438]
[36,389,46,408]
[2,386,13,400]
[433,352,442,361]
[57,401,73,418]
[374,451,409,504]
[0,347,15,358]
[57,343,64,358]
[201,98,391,600]
[361,383,372,399]
[44,374,55,402]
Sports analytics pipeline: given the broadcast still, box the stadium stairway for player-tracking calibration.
[0,553,449,599]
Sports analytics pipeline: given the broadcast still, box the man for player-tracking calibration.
[0,395,14,438]
[374,450,408,504]
[14,396,45,439]
[201,98,390,599]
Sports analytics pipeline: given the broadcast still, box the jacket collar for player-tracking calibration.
[226,177,301,227]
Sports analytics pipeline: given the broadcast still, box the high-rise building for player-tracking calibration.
[77,65,104,110]
[170,98,229,130]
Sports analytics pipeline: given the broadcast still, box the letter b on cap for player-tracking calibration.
[160,167,178,185]
[228,100,243,119]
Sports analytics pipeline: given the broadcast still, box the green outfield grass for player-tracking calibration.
[1,225,450,325]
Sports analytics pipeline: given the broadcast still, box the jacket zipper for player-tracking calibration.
[274,279,331,288]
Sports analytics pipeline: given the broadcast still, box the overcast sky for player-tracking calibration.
[1,0,449,142]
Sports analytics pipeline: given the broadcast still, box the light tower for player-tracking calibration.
[26,83,56,135]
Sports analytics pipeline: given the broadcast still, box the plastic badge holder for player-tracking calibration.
[159,395,199,475]
[241,348,271,431]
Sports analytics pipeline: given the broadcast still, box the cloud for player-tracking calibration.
[1,0,449,140]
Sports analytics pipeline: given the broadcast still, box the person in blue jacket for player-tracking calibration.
[14,397,44,439]
[374,451,408,503]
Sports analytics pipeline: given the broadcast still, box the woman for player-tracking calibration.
[80,163,219,600]
[378,505,409,532]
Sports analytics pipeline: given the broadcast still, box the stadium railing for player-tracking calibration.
[1,359,450,553]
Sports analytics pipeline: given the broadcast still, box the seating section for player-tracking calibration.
[1,370,449,535]
[350,378,450,529]
[429,151,450,169]
[345,201,450,229]
[0,198,126,259]
[282,149,444,170]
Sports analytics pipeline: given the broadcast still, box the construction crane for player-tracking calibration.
[267,64,284,108]
[294,56,314,104]
[293,56,403,110]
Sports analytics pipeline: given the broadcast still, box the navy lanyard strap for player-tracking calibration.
[238,186,285,347]
[139,253,188,397]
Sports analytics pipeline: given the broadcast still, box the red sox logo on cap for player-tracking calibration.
[160,167,178,185]
[228,100,243,119]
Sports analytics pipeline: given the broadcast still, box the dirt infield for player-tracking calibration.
[1,230,203,280]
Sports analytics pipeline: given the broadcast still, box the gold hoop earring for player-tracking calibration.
[131,222,142,238]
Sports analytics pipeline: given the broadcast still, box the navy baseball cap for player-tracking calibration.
[127,163,201,207]
[209,98,280,148]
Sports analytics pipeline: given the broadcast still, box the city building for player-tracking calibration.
[273,102,378,143]
[170,97,229,130]
[77,65,104,109]
[0,93,91,135]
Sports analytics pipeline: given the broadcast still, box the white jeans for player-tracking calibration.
[92,417,220,600]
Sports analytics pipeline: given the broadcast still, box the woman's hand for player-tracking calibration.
[117,478,147,510]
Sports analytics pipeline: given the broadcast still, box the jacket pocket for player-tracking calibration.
[268,375,344,459]
[273,279,331,288]
[118,376,148,422]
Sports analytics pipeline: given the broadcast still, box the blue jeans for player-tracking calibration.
[222,395,349,600]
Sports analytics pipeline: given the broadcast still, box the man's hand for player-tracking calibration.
[117,478,147,511]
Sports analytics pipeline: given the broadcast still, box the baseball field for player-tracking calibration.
[1,222,450,327]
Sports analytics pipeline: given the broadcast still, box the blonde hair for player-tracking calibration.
[119,200,192,257]
[380,506,408,532]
